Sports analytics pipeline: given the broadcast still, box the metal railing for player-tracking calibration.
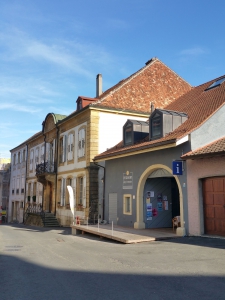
[24,204,45,226]
[36,161,56,175]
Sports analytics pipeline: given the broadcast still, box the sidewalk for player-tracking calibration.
[71,223,178,244]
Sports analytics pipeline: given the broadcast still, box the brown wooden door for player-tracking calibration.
[203,177,225,236]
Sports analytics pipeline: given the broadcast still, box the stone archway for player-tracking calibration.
[134,164,186,236]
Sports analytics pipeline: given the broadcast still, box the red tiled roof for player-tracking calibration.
[91,58,192,113]
[181,136,225,159]
[94,75,225,161]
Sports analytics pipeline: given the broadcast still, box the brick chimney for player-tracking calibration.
[96,74,102,97]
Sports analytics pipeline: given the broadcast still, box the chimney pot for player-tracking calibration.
[96,74,103,97]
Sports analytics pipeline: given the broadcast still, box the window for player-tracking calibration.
[12,177,15,194]
[30,150,34,171]
[21,176,25,194]
[123,194,132,215]
[78,177,83,205]
[67,133,74,161]
[205,77,225,90]
[22,149,26,162]
[66,178,72,205]
[151,113,161,138]
[59,136,66,163]
[18,152,21,164]
[78,128,85,158]
[124,124,132,145]
[33,182,37,202]
[60,178,66,206]
[13,154,16,165]
[41,145,45,163]
[16,177,20,194]
[35,148,39,164]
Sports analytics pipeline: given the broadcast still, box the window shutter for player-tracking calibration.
[21,176,25,189]
[82,129,85,157]
[35,148,39,164]
[17,177,20,190]
[45,143,50,162]
[62,135,67,162]
[52,140,55,163]
[78,129,85,157]
[83,176,86,208]
[63,178,66,206]
[72,177,76,205]
[68,134,71,161]
[71,134,74,159]
[41,145,44,163]
[30,151,33,171]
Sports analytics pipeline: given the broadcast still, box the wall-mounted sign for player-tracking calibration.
[147,191,154,198]
[146,203,152,220]
[123,171,133,189]
[157,202,163,211]
[172,161,183,175]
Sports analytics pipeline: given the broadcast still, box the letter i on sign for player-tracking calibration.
[176,163,179,173]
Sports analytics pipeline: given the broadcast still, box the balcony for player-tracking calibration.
[36,161,56,175]
[36,161,56,184]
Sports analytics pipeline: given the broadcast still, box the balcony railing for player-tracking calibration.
[36,161,56,175]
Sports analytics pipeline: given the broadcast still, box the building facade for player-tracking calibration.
[8,58,191,226]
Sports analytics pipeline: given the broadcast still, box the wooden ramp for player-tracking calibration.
[71,224,178,244]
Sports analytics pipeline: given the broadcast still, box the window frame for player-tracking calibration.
[67,132,74,161]
[150,112,163,140]
[123,194,132,215]
[124,123,133,146]
[78,127,86,159]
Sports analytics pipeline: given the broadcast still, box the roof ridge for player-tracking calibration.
[91,59,157,105]
[91,57,192,107]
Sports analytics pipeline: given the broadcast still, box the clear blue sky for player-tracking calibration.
[1,0,225,158]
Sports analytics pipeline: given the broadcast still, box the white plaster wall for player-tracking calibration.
[9,146,27,223]
[186,156,225,236]
[191,104,225,151]
[98,112,149,154]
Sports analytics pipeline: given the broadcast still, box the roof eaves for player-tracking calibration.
[181,151,225,160]
[94,138,177,161]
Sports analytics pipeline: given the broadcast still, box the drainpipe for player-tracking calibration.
[23,144,28,223]
[94,162,105,220]
[54,126,59,216]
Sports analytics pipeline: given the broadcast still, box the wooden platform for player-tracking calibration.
[71,223,178,244]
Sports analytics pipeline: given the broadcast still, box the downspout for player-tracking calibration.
[43,133,47,212]
[94,162,105,220]
[23,144,28,223]
[54,125,59,216]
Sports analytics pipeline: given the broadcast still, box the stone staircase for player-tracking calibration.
[41,213,60,227]
[24,212,60,227]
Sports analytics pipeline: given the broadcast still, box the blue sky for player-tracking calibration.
[1,0,225,158]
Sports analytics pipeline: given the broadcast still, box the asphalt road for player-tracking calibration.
[1,224,225,300]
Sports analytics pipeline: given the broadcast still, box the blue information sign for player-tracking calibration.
[172,161,183,175]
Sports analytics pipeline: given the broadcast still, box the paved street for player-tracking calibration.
[1,224,225,300]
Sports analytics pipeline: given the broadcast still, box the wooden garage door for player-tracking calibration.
[203,177,225,236]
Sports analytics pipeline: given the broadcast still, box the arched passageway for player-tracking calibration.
[134,164,186,236]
